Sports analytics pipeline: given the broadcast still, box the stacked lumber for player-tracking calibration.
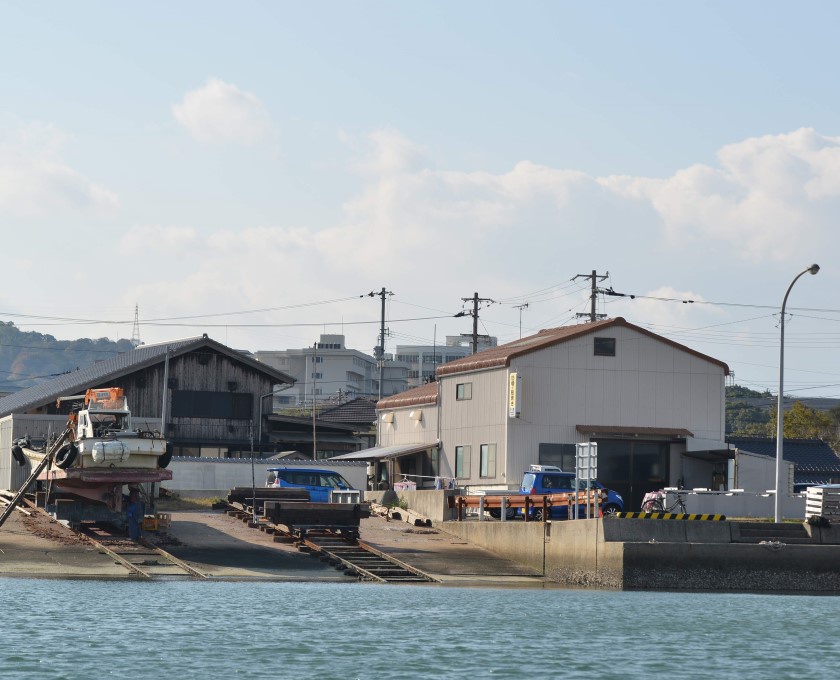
[227,487,310,504]
[263,501,370,531]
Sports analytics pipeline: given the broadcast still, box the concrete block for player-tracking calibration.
[685,520,732,544]
[602,518,687,543]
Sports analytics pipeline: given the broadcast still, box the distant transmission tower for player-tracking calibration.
[130,304,142,347]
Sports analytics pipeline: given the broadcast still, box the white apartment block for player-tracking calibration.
[396,334,498,388]
[255,334,408,406]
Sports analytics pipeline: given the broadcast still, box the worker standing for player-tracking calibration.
[127,488,144,540]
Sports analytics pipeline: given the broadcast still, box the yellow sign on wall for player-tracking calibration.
[508,372,521,418]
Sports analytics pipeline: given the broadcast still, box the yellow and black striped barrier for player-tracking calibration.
[616,512,726,521]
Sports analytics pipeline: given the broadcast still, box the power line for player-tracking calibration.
[0,295,369,326]
[0,342,124,353]
[11,314,455,330]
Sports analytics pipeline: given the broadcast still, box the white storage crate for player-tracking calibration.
[805,485,840,521]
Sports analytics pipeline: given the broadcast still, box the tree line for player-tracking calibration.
[726,384,840,448]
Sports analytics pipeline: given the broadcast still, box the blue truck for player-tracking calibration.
[266,467,356,503]
[519,465,625,520]
[486,465,624,519]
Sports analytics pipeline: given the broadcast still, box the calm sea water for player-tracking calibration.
[1,579,836,679]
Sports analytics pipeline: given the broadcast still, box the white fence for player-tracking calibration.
[665,488,806,519]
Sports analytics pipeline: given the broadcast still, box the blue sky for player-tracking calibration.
[2,1,840,398]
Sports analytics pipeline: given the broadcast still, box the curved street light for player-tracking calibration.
[775,264,820,523]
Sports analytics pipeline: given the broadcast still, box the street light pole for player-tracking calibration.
[253,389,276,524]
[775,264,820,523]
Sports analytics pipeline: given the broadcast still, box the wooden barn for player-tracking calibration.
[0,335,295,485]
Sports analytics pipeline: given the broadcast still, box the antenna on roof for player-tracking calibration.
[131,304,142,347]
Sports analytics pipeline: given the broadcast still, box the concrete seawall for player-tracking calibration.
[441,518,840,592]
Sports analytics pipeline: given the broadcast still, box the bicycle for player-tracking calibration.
[640,489,687,514]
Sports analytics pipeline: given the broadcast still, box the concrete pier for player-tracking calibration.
[441,517,840,592]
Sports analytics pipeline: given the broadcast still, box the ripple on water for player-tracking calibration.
[1,580,838,679]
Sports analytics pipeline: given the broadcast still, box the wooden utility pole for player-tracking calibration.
[574,270,608,322]
[460,292,494,354]
[514,302,529,338]
[368,288,392,400]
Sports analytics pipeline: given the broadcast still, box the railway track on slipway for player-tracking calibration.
[78,523,208,580]
[302,531,438,584]
[226,502,438,584]
[20,496,206,580]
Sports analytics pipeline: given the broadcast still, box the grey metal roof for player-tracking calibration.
[329,442,436,461]
[318,397,377,425]
[728,436,840,483]
[0,335,295,418]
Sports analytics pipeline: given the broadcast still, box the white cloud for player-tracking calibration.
[602,128,840,262]
[354,128,428,175]
[0,122,120,218]
[628,286,720,327]
[113,127,839,357]
[173,78,271,145]
[119,225,199,253]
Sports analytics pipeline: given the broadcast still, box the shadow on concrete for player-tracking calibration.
[160,520,344,579]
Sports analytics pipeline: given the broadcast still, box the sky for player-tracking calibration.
[2,0,840,398]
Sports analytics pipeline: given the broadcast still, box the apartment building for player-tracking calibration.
[255,334,408,406]
[396,334,498,388]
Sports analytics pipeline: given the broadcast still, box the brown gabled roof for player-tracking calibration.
[376,382,438,410]
[435,317,730,377]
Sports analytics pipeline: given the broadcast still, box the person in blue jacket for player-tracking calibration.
[126,488,144,540]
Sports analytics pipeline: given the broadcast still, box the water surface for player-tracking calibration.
[1,580,834,679]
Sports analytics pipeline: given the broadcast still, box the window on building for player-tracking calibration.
[456,382,472,400]
[538,443,577,471]
[480,444,496,478]
[171,391,253,419]
[455,445,471,478]
[311,372,322,379]
[314,356,323,363]
[594,337,616,356]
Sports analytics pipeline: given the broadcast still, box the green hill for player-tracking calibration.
[0,321,134,392]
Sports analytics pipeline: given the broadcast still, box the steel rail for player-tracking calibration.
[138,538,209,579]
[355,538,441,583]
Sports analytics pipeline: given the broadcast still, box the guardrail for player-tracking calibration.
[451,490,604,522]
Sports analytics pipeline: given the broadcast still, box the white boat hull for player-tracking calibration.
[21,434,169,473]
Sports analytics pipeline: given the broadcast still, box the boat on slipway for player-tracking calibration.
[9,388,173,524]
